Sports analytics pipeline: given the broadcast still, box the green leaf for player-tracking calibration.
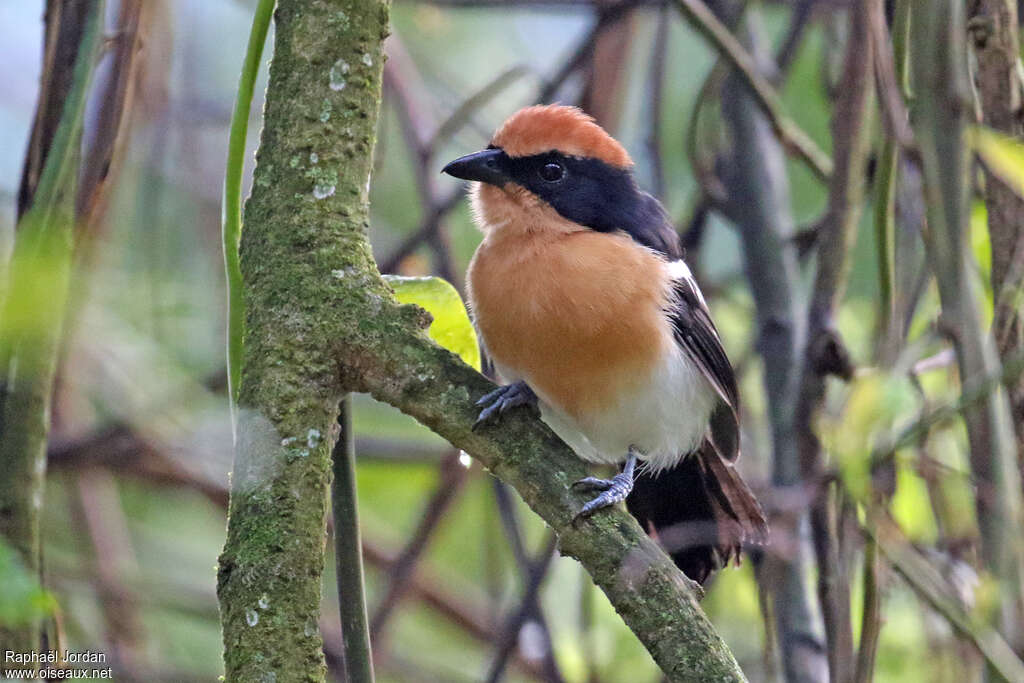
[970,125,1024,199]
[223,0,276,415]
[384,275,480,371]
[821,370,917,501]
[890,461,938,542]
[0,539,57,627]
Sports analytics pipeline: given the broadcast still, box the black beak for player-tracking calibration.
[441,148,509,186]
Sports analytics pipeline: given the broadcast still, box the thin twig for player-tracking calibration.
[381,3,629,275]
[671,0,833,181]
[378,189,462,274]
[713,3,827,678]
[490,483,565,683]
[384,40,461,284]
[794,6,874,680]
[369,451,469,641]
[871,0,912,363]
[911,4,1024,650]
[869,0,914,151]
[853,518,883,683]
[0,0,105,663]
[221,0,274,413]
[538,3,638,103]
[76,0,143,225]
[485,532,561,683]
[790,3,872,679]
[429,65,532,155]
[772,0,815,79]
[332,398,375,682]
[405,0,661,7]
[645,2,670,199]
[869,512,1024,682]
[580,0,638,130]
[75,468,144,680]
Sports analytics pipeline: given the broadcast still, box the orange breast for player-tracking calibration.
[467,228,671,420]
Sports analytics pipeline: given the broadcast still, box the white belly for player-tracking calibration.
[526,346,717,472]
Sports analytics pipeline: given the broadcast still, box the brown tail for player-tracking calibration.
[626,441,768,584]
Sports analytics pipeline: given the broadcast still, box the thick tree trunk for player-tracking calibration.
[215,1,389,681]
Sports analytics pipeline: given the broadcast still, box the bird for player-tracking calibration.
[442,104,767,584]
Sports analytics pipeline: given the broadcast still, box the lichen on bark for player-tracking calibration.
[218,1,747,680]
[216,2,390,681]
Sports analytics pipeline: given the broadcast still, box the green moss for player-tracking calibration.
[217,1,390,681]
[220,0,749,678]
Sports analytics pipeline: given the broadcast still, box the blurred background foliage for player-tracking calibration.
[2,0,1024,681]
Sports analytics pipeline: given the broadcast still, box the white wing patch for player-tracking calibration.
[664,259,707,307]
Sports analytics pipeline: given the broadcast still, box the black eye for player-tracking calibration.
[539,162,564,182]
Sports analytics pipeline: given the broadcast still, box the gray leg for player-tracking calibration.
[573,453,638,520]
[473,380,539,430]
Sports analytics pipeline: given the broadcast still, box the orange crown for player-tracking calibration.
[490,105,632,169]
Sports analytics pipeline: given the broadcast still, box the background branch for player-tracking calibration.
[672,0,833,181]
[794,7,874,682]
[711,2,828,680]
[912,0,1024,657]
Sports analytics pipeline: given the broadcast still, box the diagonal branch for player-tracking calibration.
[485,531,561,683]
[489,482,565,682]
[369,451,469,642]
[671,0,833,182]
[345,291,749,682]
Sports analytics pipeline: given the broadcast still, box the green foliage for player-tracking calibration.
[971,125,1024,200]
[821,371,917,502]
[0,538,57,627]
[0,217,74,355]
[6,1,1021,679]
[0,0,104,659]
[222,0,276,408]
[890,463,938,542]
[383,275,481,371]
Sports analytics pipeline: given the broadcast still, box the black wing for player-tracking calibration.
[668,273,741,461]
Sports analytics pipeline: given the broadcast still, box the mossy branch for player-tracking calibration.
[217,0,748,680]
[347,320,748,682]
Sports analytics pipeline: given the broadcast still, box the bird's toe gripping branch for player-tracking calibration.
[573,453,638,521]
[472,380,539,430]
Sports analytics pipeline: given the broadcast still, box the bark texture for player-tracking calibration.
[217,1,747,681]
[216,2,390,681]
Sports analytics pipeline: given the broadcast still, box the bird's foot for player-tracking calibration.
[573,454,637,520]
[472,381,539,430]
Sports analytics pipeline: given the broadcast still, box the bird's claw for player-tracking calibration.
[472,381,538,430]
[572,453,638,521]
[572,471,634,520]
